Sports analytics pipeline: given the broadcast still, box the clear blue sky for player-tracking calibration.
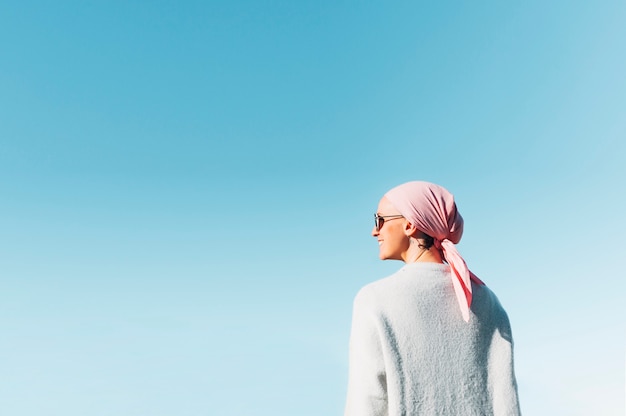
[1,1,624,415]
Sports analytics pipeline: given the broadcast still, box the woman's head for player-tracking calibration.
[384,181,464,244]
[372,181,462,262]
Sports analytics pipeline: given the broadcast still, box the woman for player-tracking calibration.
[345,181,520,416]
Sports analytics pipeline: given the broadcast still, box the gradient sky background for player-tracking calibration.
[1,1,624,415]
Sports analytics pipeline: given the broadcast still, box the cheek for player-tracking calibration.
[382,230,405,252]
[391,237,405,252]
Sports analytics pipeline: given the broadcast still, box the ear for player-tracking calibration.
[404,221,418,237]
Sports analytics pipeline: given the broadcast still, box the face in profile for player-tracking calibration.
[372,197,410,261]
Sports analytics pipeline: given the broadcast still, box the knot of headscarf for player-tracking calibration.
[384,181,484,322]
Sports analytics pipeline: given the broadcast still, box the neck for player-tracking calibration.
[403,244,444,264]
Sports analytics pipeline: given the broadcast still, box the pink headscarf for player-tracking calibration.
[385,181,484,322]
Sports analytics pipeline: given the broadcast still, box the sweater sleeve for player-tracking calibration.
[488,311,522,416]
[345,287,388,416]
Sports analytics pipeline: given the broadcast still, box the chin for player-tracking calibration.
[378,251,393,261]
[379,250,402,261]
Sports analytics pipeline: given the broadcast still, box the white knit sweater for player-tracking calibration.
[345,263,520,416]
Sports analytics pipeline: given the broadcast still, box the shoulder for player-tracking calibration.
[472,283,509,316]
[352,278,387,310]
[471,284,514,342]
[351,271,400,317]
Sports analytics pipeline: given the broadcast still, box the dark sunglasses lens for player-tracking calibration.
[375,215,383,231]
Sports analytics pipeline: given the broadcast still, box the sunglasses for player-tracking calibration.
[374,214,404,231]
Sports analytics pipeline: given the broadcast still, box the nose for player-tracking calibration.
[372,226,379,237]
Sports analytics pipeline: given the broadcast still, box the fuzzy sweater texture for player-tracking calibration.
[345,263,520,416]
